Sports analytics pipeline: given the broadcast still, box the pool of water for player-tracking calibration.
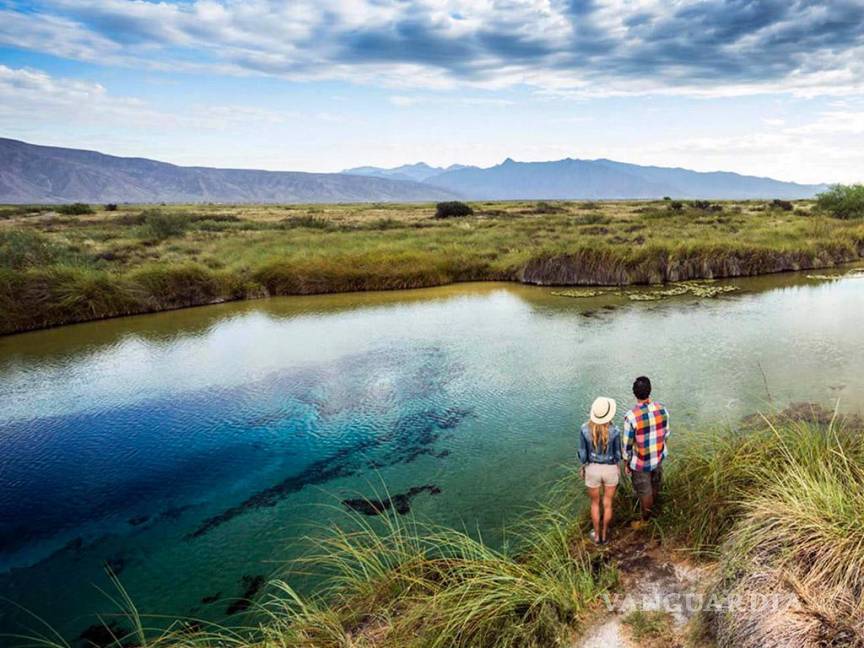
[1,269,863,640]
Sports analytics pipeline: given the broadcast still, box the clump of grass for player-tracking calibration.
[0,205,45,219]
[138,210,191,240]
[56,202,94,215]
[281,215,333,230]
[527,201,566,214]
[652,410,864,647]
[253,504,613,647]
[129,263,223,309]
[0,230,86,269]
[622,609,675,644]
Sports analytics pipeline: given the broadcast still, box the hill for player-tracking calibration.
[0,139,458,204]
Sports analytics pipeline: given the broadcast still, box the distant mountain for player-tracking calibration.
[0,138,828,204]
[426,158,827,200]
[342,162,472,183]
[0,139,459,204]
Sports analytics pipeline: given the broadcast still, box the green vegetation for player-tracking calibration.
[816,183,864,219]
[15,408,864,647]
[622,609,676,644]
[56,202,95,215]
[1,199,863,334]
[435,200,474,218]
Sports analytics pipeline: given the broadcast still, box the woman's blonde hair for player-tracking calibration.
[589,420,610,452]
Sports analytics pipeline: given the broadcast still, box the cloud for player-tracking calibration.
[1,0,862,97]
[0,65,295,130]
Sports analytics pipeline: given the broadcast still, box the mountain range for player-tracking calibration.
[351,158,827,200]
[0,138,457,204]
[0,137,827,204]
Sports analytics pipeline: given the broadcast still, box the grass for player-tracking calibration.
[622,609,676,644]
[9,407,864,647]
[1,199,863,334]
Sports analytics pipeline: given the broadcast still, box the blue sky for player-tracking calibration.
[1,0,863,183]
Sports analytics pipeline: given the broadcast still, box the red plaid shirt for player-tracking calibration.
[623,400,670,472]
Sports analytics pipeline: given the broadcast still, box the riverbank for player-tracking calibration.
[2,199,864,334]
[47,405,862,648]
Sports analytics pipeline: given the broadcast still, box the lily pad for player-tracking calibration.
[550,288,609,298]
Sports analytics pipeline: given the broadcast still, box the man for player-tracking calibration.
[622,376,669,522]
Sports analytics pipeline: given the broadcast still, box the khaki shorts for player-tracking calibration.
[584,463,620,488]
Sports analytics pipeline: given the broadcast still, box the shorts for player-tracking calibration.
[631,465,663,497]
[584,463,620,488]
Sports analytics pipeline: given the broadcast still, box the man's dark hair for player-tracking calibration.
[633,376,652,400]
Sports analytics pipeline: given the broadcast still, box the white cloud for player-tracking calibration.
[1,1,862,97]
[0,65,299,131]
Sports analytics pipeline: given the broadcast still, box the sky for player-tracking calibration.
[1,0,863,183]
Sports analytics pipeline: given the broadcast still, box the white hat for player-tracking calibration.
[590,396,617,425]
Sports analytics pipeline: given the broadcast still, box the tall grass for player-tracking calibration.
[9,409,863,647]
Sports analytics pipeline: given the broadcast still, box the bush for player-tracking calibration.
[105,203,119,212]
[668,201,684,212]
[816,184,864,219]
[56,203,94,215]
[139,210,191,240]
[435,201,474,218]
[0,230,83,269]
[771,199,794,212]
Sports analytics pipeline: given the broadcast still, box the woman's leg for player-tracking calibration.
[588,486,601,540]
[602,485,617,542]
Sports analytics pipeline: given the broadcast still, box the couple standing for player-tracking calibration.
[577,376,670,545]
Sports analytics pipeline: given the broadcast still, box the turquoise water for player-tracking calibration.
[1,270,863,641]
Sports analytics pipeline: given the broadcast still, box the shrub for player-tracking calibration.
[816,184,864,219]
[530,201,565,214]
[668,201,684,212]
[56,203,94,215]
[105,203,119,211]
[435,201,474,218]
[139,210,191,240]
[771,199,794,212]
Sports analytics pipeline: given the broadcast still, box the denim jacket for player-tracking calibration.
[578,423,623,465]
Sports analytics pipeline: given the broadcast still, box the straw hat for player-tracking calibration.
[590,396,617,425]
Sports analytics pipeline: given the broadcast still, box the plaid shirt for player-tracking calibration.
[623,400,670,472]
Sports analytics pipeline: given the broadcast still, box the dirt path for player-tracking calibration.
[574,528,710,648]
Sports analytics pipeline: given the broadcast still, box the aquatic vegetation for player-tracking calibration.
[626,281,739,301]
[550,288,609,298]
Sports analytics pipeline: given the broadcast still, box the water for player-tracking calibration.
[1,269,863,640]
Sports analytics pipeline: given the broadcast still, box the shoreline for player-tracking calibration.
[2,246,863,336]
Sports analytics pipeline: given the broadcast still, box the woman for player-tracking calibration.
[578,396,622,544]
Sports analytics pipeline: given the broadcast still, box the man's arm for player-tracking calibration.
[622,415,634,473]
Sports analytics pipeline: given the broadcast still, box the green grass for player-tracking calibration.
[10,408,864,647]
[1,199,863,334]
[622,609,676,644]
